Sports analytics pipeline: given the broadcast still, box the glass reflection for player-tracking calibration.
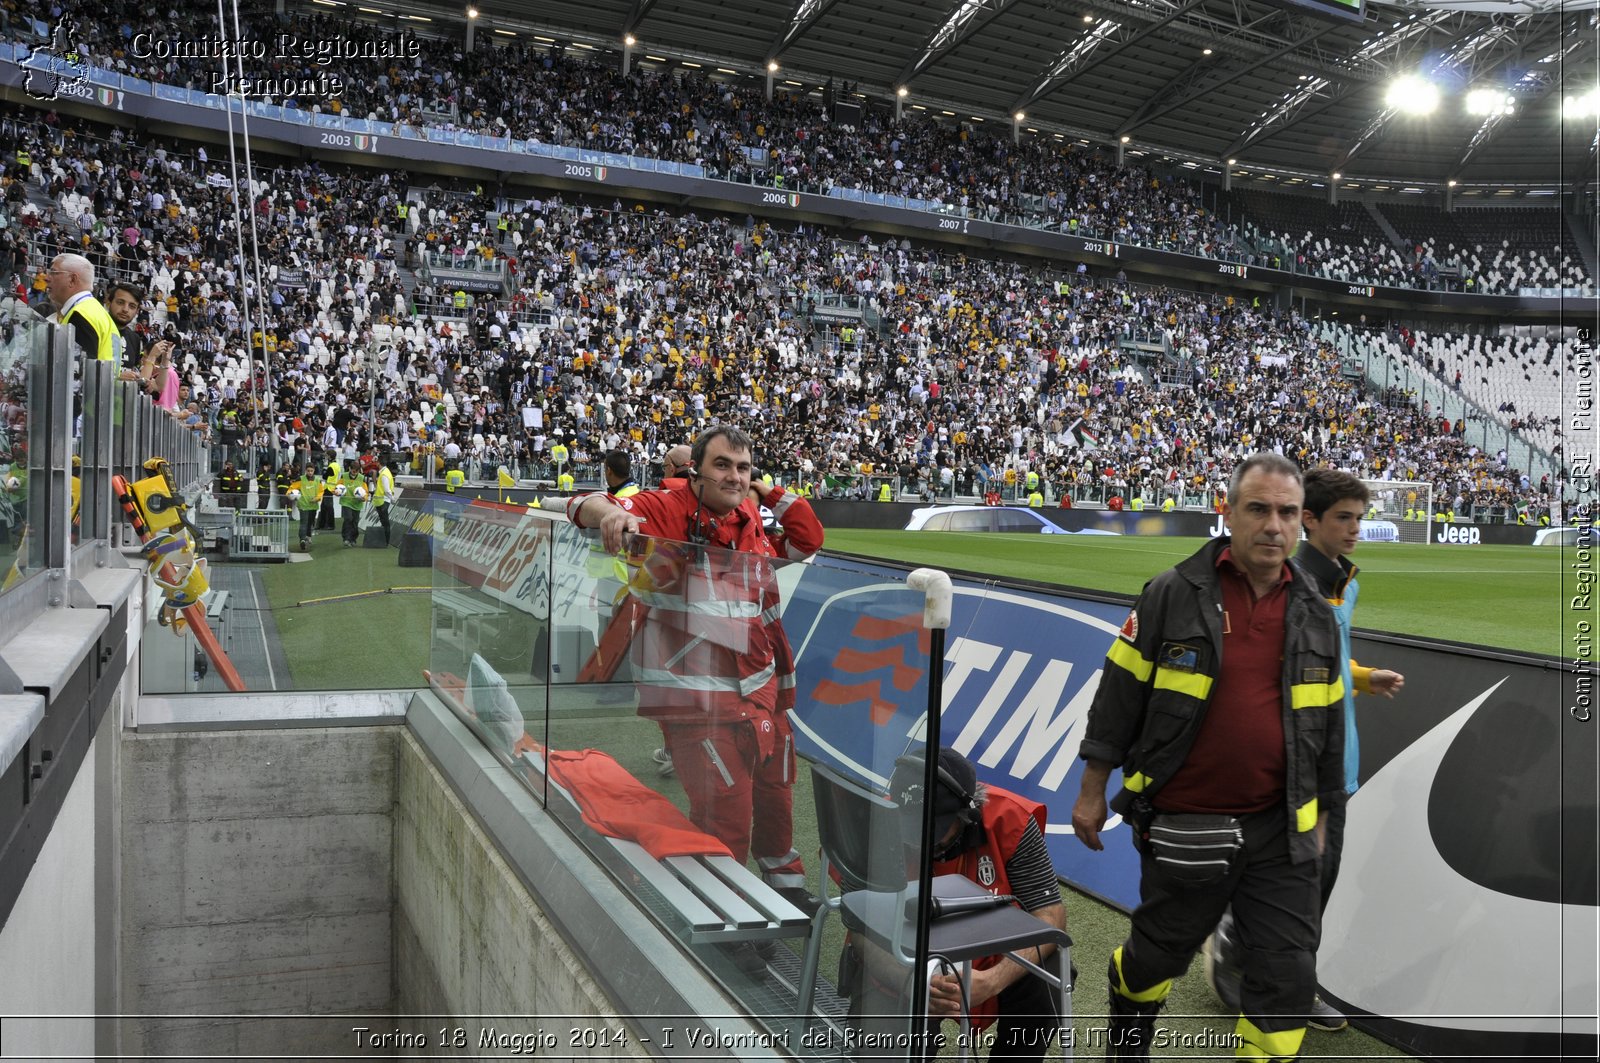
[0,301,44,592]
[427,508,937,1045]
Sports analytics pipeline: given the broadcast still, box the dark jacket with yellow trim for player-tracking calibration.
[1080,535,1345,864]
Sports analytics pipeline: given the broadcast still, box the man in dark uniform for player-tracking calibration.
[1071,452,1345,1061]
[216,460,246,510]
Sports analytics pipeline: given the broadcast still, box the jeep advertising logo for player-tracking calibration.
[1434,523,1481,545]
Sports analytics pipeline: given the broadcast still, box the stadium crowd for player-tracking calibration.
[5,1,1591,296]
[0,101,1573,524]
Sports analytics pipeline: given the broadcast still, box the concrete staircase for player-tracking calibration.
[1565,212,1599,286]
[1363,201,1410,257]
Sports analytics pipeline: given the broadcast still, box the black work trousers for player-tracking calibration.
[1117,804,1319,1044]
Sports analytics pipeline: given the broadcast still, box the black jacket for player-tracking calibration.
[1081,536,1345,863]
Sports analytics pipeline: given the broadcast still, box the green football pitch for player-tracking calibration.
[824,530,1573,659]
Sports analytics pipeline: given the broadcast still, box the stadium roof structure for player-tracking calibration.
[387,0,1598,193]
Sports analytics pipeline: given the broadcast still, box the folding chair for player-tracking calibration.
[795,761,909,1020]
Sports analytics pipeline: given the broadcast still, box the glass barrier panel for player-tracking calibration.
[424,495,552,773]
[0,306,46,595]
[422,512,938,1047]
[138,450,418,693]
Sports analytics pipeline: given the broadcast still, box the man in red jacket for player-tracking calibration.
[568,426,824,915]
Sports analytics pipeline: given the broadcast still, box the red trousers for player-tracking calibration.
[661,716,805,889]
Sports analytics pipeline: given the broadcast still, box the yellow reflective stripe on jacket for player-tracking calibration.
[1235,1015,1306,1060]
[1290,675,1344,710]
[1105,638,1153,682]
[1295,798,1318,833]
[1153,666,1213,701]
[1121,770,1155,794]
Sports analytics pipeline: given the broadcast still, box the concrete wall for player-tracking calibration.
[119,726,397,1056]
[0,713,102,1057]
[393,730,647,1059]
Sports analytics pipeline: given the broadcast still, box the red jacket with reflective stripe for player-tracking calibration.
[569,481,823,738]
[932,786,1048,1030]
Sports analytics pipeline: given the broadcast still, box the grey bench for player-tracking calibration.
[521,751,810,945]
[432,589,501,649]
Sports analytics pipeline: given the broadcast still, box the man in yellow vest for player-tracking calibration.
[1027,488,1044,508]
[319,457,342,530]
[1130,496,1145,511]
[603,450,640,497]
[47,253,120,362]
[444,466,466,492]
[1160,496,1176,513]
[341,464,369,546]
[1025,469,1040,494]
[877,480,892,502]
[370,457,396,546]
[293,461,324,552]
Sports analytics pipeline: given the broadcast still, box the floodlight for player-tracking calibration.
[1564,90,1599,119]
[1385,75,1439,115]
[1014,111,1025,122]
[897,86,909,97]
[1465,89,1513,116]
[768,61,779,73]
[624,34,636,46]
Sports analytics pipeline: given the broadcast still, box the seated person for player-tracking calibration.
[846,748,1066,1062]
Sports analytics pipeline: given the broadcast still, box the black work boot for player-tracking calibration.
[1106,958,1161,1060]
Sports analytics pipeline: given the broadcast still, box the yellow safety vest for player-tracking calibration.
[1027,491,1044,508]
[445,468,465,492]
[59,294,120,361]
[558,472,575,491]
[877,483,892,502]
[372,468,394,505]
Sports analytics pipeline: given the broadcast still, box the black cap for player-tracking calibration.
[890,747,978,848]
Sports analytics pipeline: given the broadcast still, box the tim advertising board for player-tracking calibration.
[784,554,1595,1060]
[781,558,1141,905]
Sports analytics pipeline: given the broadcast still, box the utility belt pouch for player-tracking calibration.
[1116,792,1155,852]
[1145,813,1243,884]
